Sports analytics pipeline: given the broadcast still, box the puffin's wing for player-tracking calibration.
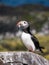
[31,35,40,49]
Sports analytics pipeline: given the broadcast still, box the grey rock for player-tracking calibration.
[0,52,49,65]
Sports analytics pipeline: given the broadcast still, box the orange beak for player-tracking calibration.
[16,22,20,26]
[16,22,22,28]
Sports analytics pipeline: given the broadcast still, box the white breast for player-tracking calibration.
[21,32,36,51]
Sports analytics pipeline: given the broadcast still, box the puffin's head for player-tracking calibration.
[16,21,29,30]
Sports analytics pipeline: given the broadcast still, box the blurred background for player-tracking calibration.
[0,0,49,60]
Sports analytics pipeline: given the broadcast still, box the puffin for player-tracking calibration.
[16,20,44,53]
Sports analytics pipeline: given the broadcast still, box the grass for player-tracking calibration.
[0,35,49,60]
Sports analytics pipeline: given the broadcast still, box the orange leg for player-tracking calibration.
[28,46,35,53]
[29,47,34,52]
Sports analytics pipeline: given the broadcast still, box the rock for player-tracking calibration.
[0,59,3,65]
[0,52,49,65]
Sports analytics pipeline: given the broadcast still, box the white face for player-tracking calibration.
[17,21,29,29]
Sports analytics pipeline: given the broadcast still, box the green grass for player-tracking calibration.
[0,38,27,51]
[0,35,49,60]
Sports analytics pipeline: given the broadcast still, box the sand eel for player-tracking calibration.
[16,21,44,53]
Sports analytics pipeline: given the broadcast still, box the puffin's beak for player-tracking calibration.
[16,22,20,26]
[16,22,21,27]
[16,22,20,31]
[16,22,22,30]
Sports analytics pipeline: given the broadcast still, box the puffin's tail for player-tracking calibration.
[39,46,45,53]
[40,46,45,49]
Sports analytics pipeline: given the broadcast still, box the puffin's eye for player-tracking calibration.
[24,22,26,24]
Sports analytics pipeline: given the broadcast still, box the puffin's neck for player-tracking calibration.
[27,27,32,35]
[23,26,32,35]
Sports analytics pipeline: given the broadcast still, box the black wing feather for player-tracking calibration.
[31,35,44,53]
[31,35,40,49]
